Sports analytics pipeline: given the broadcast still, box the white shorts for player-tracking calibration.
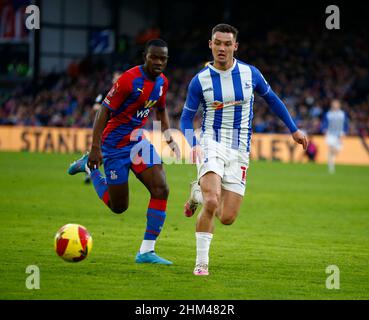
[196,137,250,196]
[326,135,342,151]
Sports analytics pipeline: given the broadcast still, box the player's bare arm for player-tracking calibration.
[292,130,308,150]
[155,107,180,159]
[88,105,109,169]
[191,145,204,164]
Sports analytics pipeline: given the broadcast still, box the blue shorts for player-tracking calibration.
[103,140,161,185]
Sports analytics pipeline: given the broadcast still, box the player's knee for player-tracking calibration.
[220,215,236,225]
[203,195,220,213]
[150,183,169,200]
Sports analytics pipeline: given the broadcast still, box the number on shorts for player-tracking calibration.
[241,166,247,182]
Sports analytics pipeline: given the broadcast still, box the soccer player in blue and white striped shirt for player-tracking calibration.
[322,99,348,174]
[180,24,307,276]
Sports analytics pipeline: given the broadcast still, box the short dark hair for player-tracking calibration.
[211,23,238,41]
[144,39,168,54]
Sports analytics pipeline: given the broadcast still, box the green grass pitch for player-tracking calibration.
[0,151,368,300]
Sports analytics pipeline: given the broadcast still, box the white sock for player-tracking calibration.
[195,232,213,265]
[192,183,203,204]
[140,240,155,254]
[328,152,335,174]
[194,189,203,204]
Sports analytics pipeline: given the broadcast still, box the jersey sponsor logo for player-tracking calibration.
[203,87,213,93]
[144,100,157,109]
[136,108,151,118]
[211,101,224,110]
[136,100,158,118]
[211,100,246,110]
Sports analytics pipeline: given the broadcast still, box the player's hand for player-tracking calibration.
[191,145,204,164]
[168,140,181,160]
[88,146,103,170]
[292,130,308,151]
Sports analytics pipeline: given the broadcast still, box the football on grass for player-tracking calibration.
[55,224,92,262]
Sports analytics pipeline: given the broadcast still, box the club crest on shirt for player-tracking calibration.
[244,81,252,89]
[110,170,118,180]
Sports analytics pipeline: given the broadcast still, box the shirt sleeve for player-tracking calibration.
[183,75,203,112]
[321,113,328,133]
[156,77,169,110]
[262,90,298,133]
[251,66,298,133]
[250,65,271,97]
[180,76,203,147]
[343,112,349,134]
[102,73,133,111]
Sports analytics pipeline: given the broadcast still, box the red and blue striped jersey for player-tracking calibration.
[101,65,168,157]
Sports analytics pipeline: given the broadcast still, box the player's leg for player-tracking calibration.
[131,142,172,265]
[91,170,129,213]
[328,146,337,174]
[191,138,226,275]
[184,181,203,217]
[84,173,91,184]
[326,135,339,174]
[216,147,248,225]
[93,157,131,213]
[216,189,243,225]
[193,172,222,275]
[195,150,247,275]
[68,153,129,213]
[197,172,222,233]
[327,146,334,174]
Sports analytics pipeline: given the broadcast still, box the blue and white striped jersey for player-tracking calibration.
[323,110,348,137]
[183,59,275,152]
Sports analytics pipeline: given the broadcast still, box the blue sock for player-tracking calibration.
[144,199,167,240]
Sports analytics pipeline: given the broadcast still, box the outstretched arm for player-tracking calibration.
[155,107,180,160]
[252,66,308,150]
[262,89,308,150]
[88,105,109,169]
[180,76,204,162]
[180,75,203,147]
[88,72,132,169]
[180,107,198,147]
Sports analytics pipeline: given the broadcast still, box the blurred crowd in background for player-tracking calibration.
[1,26,368,137]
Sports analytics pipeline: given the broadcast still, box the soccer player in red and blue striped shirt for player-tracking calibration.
[68,39,180,265]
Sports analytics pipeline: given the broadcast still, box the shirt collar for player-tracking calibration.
[208,58,237,74]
